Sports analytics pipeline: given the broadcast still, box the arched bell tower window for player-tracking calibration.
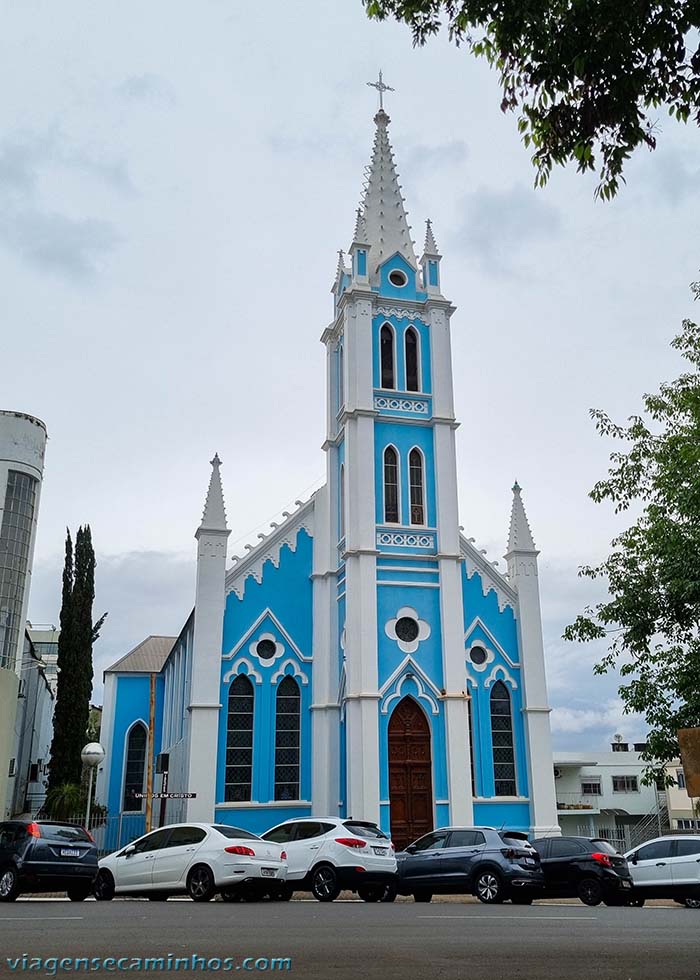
[490,681,517,796]
[383,446,399,524]
[122,722,147,812]
[408,448,425,525]
[405,327,420,392]
[275,676,301,801]
[225,675,254,802]
[380,324,395,389]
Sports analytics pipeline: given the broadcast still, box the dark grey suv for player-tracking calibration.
[0,821,97,902]
[390,827,544,904]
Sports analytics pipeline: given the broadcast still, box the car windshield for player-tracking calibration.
[590,840,619,855]
[343,822,388,840]
[37,824,91,842]
[212,825,260,841]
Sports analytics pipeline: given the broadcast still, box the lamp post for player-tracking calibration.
[81,742,105,831]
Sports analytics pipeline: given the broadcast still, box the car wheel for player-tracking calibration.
[357,884,385,903]
[93,870,115,902]
[67,886,91,902]
[221,889,243,903]
[0,868,20,903]
[475,870,504,904]
[381,884,398,903]
[577,878,603,907]
[187,865,216,902]
[147,893,169,901]
[310,865,340,902]
[511,894,533,905]
[413,890,432,903]
[683,897,700,909]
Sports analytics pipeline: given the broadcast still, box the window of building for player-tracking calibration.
[274,676,301,802]
[122,723,147,812]
[383,447,399,524]
[611,742,629,752]
[633,742,648,752]
[29,763,39,783]
[339,464,346,539]
[676,769,686,789]
[0,471,38,670]
[380,324,395,389]
[467,695,476,798]
[388,269,408,288]
[490,681,517,796]
[581,780,602,796]
[225,675,254,803]
[676,819,700,830]
[408,449,425,525]
[405,327,420,392]
[612,775,639,793]
[338,344,344,409]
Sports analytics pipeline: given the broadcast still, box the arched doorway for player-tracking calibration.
[388,697,433,850]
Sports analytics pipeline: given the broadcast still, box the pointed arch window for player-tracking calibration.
[225,675,254,802]
[405,327,420,392]
[383,447,399,524]
[339,464,346,540]
[338,344,344,410]
[275,676,301,801]
[122,723,147,812]
[380,324,395,389]
[490,681,517,796]
[409,449,425,525]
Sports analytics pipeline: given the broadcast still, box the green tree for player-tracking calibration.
[564,279,700,778]
[47,527,107,797]
[363,1,700,198]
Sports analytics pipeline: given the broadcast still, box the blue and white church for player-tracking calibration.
[97,98,559,848]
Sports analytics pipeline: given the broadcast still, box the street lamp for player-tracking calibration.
[81,742,105,831]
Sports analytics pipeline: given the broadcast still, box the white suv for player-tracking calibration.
[625,835,700,908]
[262,818,397,902]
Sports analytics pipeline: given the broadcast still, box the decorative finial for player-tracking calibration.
[513,480,521,493]
[367,69,394,112]
[211,453,222,468]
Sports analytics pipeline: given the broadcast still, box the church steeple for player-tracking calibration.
[505,481,538,558]
[197,453,229,537]
[421,218,442,295]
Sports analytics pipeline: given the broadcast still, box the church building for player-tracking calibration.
[97,94,559,849]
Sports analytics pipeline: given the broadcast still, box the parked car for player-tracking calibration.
[94,823,287,902]
[0,820,98,902]
[531,836,633,906]
[387,827,544,904]
[261,817,396,902]
[625,835,700,908]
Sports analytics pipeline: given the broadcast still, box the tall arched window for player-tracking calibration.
[225,675,254,802]
[405,327,420,392]
[380,324,395,389]
[490,681,516,796]
[409,449,425,525]
[275,676,301,801]
[338,344,344,409]
[383,446,399,523]
[122,723,147,812]
[339,464,345,539]
[467,695,477,798]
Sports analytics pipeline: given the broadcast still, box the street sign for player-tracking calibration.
[133,792,197,800]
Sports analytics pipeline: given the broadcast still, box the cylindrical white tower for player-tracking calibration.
[0,410,47,817]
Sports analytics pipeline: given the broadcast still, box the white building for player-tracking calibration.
[664,760,700,831]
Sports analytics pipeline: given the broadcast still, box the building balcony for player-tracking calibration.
[556,791,601,814]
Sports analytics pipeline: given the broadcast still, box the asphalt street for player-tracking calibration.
[0,900,698,980]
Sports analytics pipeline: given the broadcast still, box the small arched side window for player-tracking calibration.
[490,680,517,796]
[383,447,399,524]
[405,327,420,392]
[122,723,147,812]
[225,675,254,803]
[380,324,395,389]
[339,464,346,539]
[408,448,425,525]
[338,344,344,409]
[275,676,301,801]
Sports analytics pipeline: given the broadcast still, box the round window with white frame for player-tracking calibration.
[249,632,285,664]
[466,642,495,672]
[388,269,408,288]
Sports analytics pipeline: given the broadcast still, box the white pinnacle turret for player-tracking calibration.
[359,109,417,278]
[423,218,440,257]
[505,481,538,556]
[351,208,370,247]
[197,453,229,536]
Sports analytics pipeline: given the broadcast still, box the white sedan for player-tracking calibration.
[95,823,287,902]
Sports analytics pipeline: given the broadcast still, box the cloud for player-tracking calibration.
[405,140,468,174]
[646,148,700,207]
[116,73,177,105]
[0,206,120,279]
[453,183,562,276]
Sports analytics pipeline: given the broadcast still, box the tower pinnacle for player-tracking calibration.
[505,481,538,555]
[197,453,229,536]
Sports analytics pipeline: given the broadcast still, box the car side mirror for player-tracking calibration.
[406,844,416,854]
[123,844,136,858]
[630,853,638,865]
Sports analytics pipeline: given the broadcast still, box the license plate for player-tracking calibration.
[60,849,80,858]
[620,880,631,888]
[261,868,275,877]
[372,847,388,856]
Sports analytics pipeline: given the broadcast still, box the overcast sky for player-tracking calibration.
[4,1,699,753]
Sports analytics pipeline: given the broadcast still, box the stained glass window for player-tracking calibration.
[405,327,419,392]
[122,724,147,812]
[380,324,395,389]
[225,675,254,802]
[274,676,300,801]
[490,681,516,796]
[409,449,425,525]
[383,447,399,523]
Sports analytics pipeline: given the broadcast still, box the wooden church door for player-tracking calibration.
[388,697,434,851]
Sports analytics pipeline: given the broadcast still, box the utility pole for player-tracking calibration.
[145,672,156,832]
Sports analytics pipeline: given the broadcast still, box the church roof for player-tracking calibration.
[106,635,177,674]
[506,481,538,554]
[358,109,417,277]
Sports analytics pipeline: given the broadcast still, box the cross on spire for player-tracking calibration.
[367,70,394,111]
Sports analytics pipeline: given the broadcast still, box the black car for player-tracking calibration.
[531,836,633,906]
[0,821,98,902]
[391,827,545,904]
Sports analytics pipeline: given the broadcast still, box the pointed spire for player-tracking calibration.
[358,110,417,278]
[506,481,538,555]
[197,453,229,535]
[423,218,440,257]
[352,208,369,247]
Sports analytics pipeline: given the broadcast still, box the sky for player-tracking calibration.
[3,1,699,754]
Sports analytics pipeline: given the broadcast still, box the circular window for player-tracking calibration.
[395,617,420,643]
[469,645,487,666]
[256,639,277,660]
[388,269,407,288]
